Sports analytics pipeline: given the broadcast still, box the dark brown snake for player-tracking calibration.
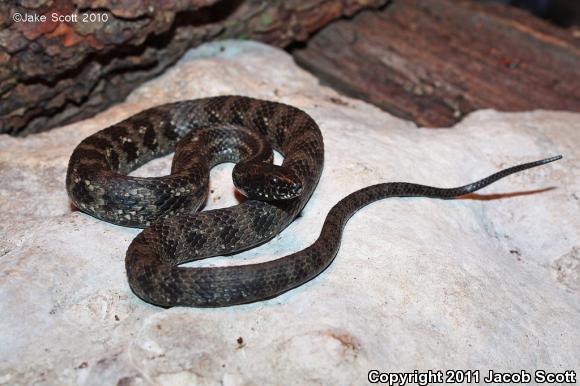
[65,95,561,307]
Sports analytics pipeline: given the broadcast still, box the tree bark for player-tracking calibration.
[292,0,580,128]
[0,0,387,135]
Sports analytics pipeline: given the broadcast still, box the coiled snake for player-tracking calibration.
[66,95,561,307]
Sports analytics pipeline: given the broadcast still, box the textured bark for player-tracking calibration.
[292,0,580,127]
[0,0,387,136]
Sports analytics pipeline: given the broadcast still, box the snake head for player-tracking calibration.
[233,162,303,201]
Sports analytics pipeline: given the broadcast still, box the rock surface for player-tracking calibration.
[0,41,579,385]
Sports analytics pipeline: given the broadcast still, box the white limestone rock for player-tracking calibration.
[0,40,578,385]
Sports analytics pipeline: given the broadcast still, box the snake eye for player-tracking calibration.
[274,176,303,199]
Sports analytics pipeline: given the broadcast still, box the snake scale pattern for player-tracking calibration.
[66,95,561,307]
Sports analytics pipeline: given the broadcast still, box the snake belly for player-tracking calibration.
[66,95,561,307]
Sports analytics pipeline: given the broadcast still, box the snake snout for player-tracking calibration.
[233,162,303,201]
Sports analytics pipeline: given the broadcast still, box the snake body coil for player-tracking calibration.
[66,95,560,307]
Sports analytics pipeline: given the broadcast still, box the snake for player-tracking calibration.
[65,95,561,307]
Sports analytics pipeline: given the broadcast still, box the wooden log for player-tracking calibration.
[292,0,580,127]
[0,0,386,136]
